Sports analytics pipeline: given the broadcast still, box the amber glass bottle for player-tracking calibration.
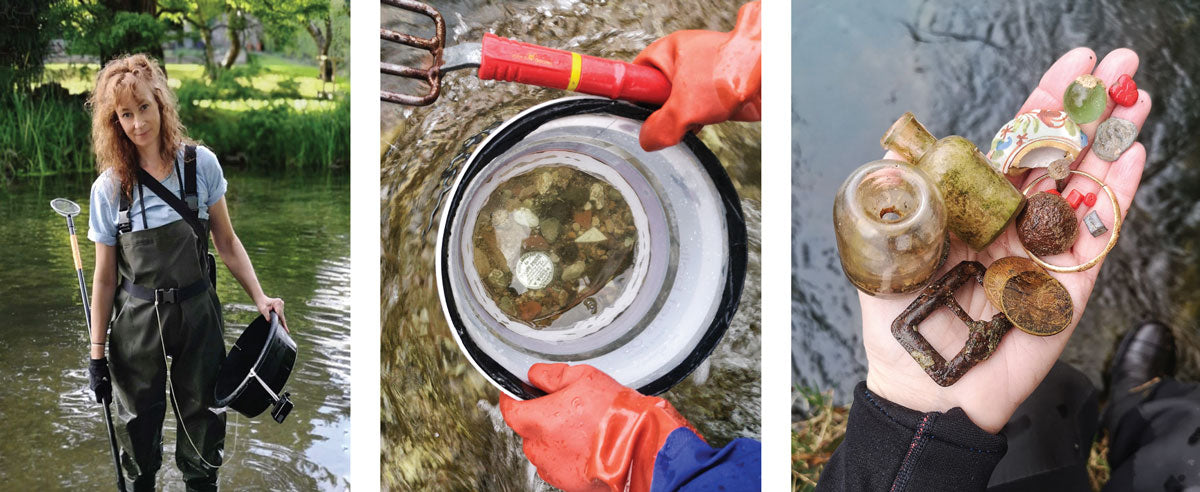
[881,112,1025,250]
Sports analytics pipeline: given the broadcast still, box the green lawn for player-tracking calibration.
[42,54,349,108]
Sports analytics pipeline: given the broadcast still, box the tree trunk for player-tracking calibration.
[221,10,244,70]
[222,29,242,69]
[307,19,334,83]
[200,27,217,80]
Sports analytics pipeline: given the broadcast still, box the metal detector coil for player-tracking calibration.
[214,311,297,423]
[436,97,747,400]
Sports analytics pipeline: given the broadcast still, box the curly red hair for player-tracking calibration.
[87,54,191,199]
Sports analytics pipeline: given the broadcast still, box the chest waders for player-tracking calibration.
[110,146,226,491]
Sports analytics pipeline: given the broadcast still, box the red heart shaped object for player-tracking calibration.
[1109,74,1138,107]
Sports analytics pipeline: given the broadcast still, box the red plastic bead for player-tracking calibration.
[1084,192,1097,207]
[1045,189,1061,196]
[1066,189,1083,209]
[1109,74,1138,107]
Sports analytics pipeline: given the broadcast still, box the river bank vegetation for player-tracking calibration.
[0,0,349,184]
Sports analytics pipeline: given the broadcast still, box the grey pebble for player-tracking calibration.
[1092,117,1138,162]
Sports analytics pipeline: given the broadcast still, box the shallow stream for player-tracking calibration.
[0,171,350,490]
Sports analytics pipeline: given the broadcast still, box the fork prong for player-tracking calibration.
[382,88,439,106]
[381,62,432,80]
[380,0,447,106]
[381,28,439,51]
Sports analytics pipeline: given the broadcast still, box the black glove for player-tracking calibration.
[88,358,112,404]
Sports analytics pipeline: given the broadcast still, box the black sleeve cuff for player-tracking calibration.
[816,381,1008,491]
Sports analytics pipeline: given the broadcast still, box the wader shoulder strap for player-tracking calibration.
[135,167,206,242]
[184,145,198,212]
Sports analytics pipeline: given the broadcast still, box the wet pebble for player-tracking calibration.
[513,207,539,227]
[541,218,561,242]
[562,261,585,281]
[575,227,607,243]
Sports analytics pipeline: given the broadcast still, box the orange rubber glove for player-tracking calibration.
[633,1,761,152]
[499,363,699,492]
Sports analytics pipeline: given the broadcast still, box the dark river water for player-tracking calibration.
[793,0,1200,410]
[0,171,350,490]
[381,0,760,489]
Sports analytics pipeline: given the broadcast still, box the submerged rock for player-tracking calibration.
[513,207,539,228]
[575,227,607,243]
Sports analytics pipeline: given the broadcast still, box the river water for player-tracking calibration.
[0,171,350,490]
[381,0,760,489]
[793,0,1200,410]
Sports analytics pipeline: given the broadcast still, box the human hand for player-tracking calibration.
[860,47,1151,433]
[88,357,112,404]
[633,1,761,152]
[499,363,694,492]
[255,296,287,332]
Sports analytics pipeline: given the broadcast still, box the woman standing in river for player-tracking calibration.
[84,53,286,491]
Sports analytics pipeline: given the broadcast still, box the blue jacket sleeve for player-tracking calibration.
[649,427,761,492]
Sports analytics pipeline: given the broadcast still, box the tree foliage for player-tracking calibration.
[58,0,167,65]
[0,1,67,92]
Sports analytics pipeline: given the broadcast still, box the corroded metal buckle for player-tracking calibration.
[380,0,445,105]
[891,261,1013,386]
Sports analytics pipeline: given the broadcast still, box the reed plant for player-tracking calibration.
[0,89,93,180]
[181,95,349,171]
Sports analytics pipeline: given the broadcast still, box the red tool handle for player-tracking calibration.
[477,33,672,106]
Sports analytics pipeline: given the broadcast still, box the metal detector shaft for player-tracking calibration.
[60,212,127,491]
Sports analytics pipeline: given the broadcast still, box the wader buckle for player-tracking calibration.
[185,195,198,210]
[117,210,132,233]
[154,288,180,304]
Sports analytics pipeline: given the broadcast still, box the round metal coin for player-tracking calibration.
[513,251,554,290]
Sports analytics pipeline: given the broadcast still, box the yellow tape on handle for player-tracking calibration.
[566,52,582,92]
[70,233,83,271]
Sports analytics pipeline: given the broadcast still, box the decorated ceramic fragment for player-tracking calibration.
[1064,75,1108,124]
[1092,117,1138,162]
[1000,270,1073,336]
[987,110,1087,176]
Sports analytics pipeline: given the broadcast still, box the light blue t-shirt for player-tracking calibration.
[88,145,227,246]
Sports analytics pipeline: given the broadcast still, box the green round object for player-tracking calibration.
[1063,75,1107,124]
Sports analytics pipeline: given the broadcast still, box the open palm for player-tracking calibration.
[859,47,1152,433]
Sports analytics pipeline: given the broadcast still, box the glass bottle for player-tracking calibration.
[881,112,1025,250]
[834,159,948,296]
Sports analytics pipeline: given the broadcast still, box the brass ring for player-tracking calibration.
[1020,169,1121,273]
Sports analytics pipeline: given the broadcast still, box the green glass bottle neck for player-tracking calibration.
[881,112,938,164]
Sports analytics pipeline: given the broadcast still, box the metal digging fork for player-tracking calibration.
[381,0,672,106]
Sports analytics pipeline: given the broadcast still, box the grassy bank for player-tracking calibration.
[791,388,1112,491]
[43,54,349,98]
[2,59,348,182]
